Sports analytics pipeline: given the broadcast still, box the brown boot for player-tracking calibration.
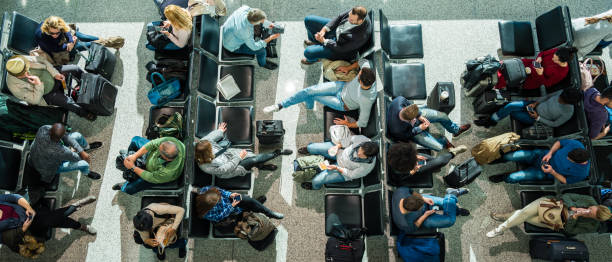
[490,211,513,222]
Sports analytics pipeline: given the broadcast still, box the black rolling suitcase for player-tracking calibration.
[77,73,118,116]
[501,58,527,88]
[256,120,285,144]
[473,89,510,115]
[443,157,482,188]
[427,82,455,114]
[529,237,589,261]
[84,42,117,80]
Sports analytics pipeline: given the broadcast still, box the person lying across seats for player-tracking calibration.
[29,123,103,184]
[392,187,469,234]
[386,142,467,186]
[487,193,612,238]
[5,55,97,121]
[146,5,192,51]
[572,9,612,58]
[494,46,576,90]
[301,6,371,65]
[488,139,590,184]
[112,136,185,194]
[474,88,582,128]
[264,59,377,130]
[222,6,280,70]
[584,87,612,139]
[133,202,186,260]
[386,95,471,151]
[194,186,283,223]
[297,134,378,190]
[0,194,97,258]
[195,122,292,178]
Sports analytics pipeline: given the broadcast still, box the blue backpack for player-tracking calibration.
[396,232,444,262]
[147,72,181,106]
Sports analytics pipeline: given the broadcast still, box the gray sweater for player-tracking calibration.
[30,125,84,183]
[340,59,377,128]
[336,135,376,180]
[535,90,574,127]
[198,130,255,179]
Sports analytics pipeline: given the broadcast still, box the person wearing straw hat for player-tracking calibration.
[5,55,95,121]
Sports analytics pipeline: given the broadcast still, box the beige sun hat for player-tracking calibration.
[6,55,29,77]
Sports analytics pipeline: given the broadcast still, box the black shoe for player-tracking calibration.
[280,149,293,155]
[474,118,496,128]
[256,195,267,204]
[488,173,509,183]
[301,182,314,190]
[157,251,166,260]
[87,172,101,180]
[86,141,103,152]
[262,61,278,70]
[457,208,470,216]
[259,164,277,171]
[298,147,309,155]
[178,246,186,258]
[112,183,123,191]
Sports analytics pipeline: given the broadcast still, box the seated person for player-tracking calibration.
[474,88,581,128]
[488,139,590,184]
[387,142,467,186]
[298,135,378,190]
[146,5,192,51]
[302,6,371,65]
[392,187,469,234]
[487,193,612,237]
[572,9,612,58]
[112,136,185,194]
[29,124,103,184]
[133,203,186,260]
[195,122,292,178]
[222,6,279,70]
[495,46,575,90]
[194,186,283,223]
[601,184,612,208]
[584,87,612,139]
[0,194,97,257]
[386,96,471,151]
[5,55,97,120]
[35,16,104,65]
[264,60,377,130]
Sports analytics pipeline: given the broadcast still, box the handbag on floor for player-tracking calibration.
[148,72,182,106]
[256,120,285,144]
[443,157,482,188]
[529,236,588,261]
[76,72,118,116]
[83,42,117,80]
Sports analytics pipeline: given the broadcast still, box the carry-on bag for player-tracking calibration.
[472,89,510,115]
[145,59,189,85]
[147,72,182,106]
[256,120,285,144]
[77,72,118,116]
[427,82,455,114]
[501,58,527,88]
[465,73,498,97]
[82,42,117,80]
[443,157,482,188]
[529,237,589,261]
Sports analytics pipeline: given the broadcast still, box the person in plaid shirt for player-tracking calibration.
[194,186,283,223]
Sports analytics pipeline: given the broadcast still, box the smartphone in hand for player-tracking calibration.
[234,194,242,202]
[526,106,535,113]
[533,61,542,69]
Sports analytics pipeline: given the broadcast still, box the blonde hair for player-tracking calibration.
[195,140,215,165]
[41,16,70,35]
[400,104,419,120]
[247,8,266,23]
[596,205,612,221]
[164,5,192,31]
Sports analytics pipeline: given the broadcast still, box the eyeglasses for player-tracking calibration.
[48,30,61,36]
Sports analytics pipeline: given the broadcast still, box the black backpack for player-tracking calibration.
[325,225,366,262]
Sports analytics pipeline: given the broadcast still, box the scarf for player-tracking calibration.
[349,143,374,164]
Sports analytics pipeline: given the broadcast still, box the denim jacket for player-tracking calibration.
[0,194,27,243]
[222,5,266,52]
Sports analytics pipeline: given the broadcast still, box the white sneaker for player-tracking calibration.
[263,104,280,114]
[84,225,97,235]
[486,228,503,238]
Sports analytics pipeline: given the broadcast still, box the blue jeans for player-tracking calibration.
[306,141,345,189]
[303,15,336,63]
[493,101,536,125]
[74,31,99,51]
[502,149,553,183]
[146,21,181,51]
[57,132,90,175]
[280,81,345,111]
[410,108,460,151]
[232,44,267,67]
[120,136,171,195]
[421,194,458,229]
[307,141,337,160]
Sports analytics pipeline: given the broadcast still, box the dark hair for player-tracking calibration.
[360,142,379,157]
[568,148,589,163]
[133,210,153,231]
[195,187,221,218]
[554,46,577,63]
[402,193,425,211]
[560,88,582,105]
[351,6,367,20]
[387,142,418,174]
[49,123,65,142]
[601,87,612,99]
[359,67,376,87]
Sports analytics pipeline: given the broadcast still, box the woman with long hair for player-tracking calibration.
[146,5,193,50]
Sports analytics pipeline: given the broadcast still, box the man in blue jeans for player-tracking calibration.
[392,187,469,233]
[488,139,590,184]
[386,96,471,151]
[301,6,371,65]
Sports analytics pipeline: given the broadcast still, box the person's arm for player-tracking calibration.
[335,162,374,180]
[7,76,45,105]
[593,125,611,140]
[546,140,562,157]
[547,167,567,184]
[414,210,436,228]
[62,133,84,153]
[149,203,185,230]
[200,155,242,177]
[324,9,349,32]
[355,98,375,128]
[537,106,573,127]
[202,129,224,143]
[31,56,60,77]
[562,193,598,207]
[242,29,267,51]
[164,27,190,48]
[0,193,25,204]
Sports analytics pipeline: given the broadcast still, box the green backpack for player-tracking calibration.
[292,155,324,183]
[146,112,184,140]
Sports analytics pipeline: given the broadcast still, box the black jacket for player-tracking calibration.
[324,9,372,58]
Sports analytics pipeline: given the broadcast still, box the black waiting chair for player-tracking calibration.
[215,172,252,190]
[322,100,380,142]
[195,96,216,138]
[593,145,612,183]
[23,154,60,192]
[192,161,213,187]
[199,14,254,64]
[145,171,185,191]
[324,194,363,236]
[217,106,253,146]
[363,190,384,236]
[520,190,558,234]
[6,11,39,55]
[0,145,22,191]
[362,157,382,187]
[379,10,424,59]
[498,21,535,57]
[189,192,210,238]
[382,55,427,100]
[198,54,254,102]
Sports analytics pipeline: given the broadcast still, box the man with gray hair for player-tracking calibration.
[222,5,280,70]
[113,136,185,194]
